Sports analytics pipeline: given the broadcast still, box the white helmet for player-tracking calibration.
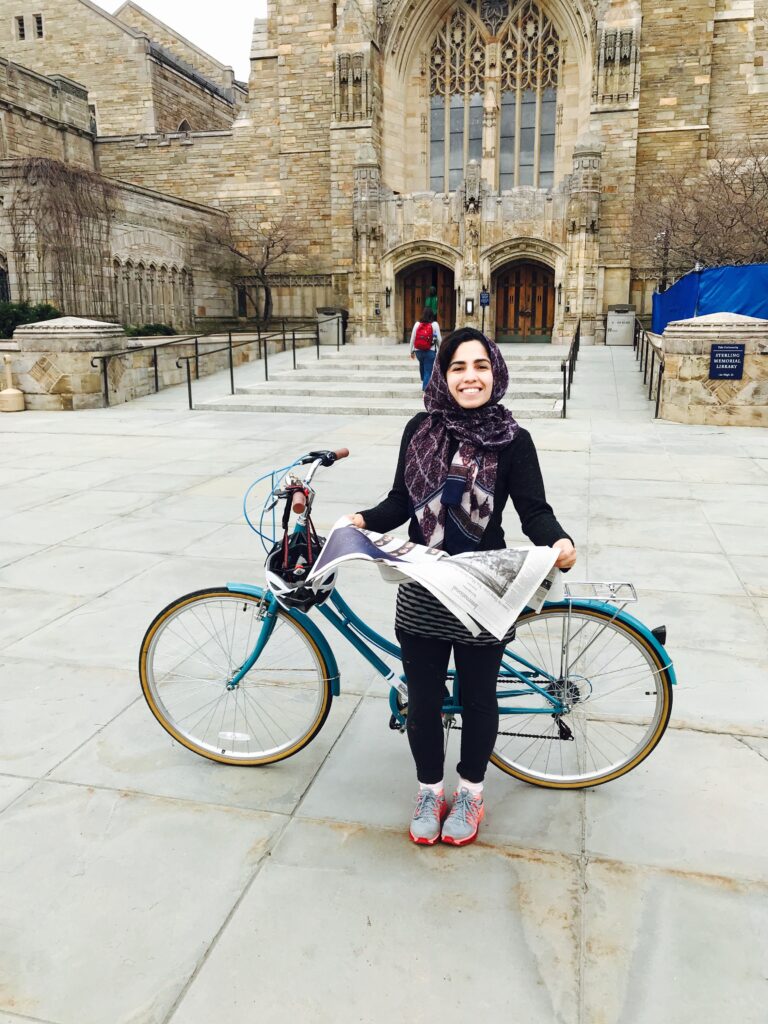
[265,534,336,612]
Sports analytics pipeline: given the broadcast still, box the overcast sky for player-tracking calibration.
[105,0,267,80]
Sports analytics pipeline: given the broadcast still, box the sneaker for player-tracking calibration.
[441,788,485,846]
[409,789,448,846]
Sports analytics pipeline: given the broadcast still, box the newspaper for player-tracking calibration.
[307,518,561,640]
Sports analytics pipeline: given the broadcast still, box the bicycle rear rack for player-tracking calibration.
[562,581,637,604]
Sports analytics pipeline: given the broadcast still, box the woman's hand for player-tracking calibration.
[552,538,577,570]
[410,353,415,360]
[345,514,366,529]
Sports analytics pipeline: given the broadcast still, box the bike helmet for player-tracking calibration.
[265,531,337,612]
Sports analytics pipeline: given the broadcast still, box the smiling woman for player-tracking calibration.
[348,326,576,846]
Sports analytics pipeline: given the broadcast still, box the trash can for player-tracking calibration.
[316,307,348,347]
[606,305,636,346]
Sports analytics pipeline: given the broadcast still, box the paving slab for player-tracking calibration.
[669,645,768,736]
[51,693,361,815]
[297,696,584,857]
[585,730,768,881]
[582,860,768,1024]
[0,782,285,1024]
[0,658,138,776]
[0,544,164,596]
[168,818,580,1024]
[0,588,88,648]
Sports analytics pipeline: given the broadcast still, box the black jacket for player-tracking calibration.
[360,413,572,553]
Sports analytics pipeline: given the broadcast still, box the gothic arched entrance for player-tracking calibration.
[493,261,555,343]
[399,262,456,342]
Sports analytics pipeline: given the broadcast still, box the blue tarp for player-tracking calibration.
[652,264,768,334]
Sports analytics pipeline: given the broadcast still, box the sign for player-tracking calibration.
[480,290,491,308]
[709,344,745,381]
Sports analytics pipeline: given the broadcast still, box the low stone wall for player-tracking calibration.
[2,317,317,410]
[659,314,768,428]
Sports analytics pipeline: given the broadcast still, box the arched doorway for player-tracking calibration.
[494,261,555,343]
[399,262,455,341]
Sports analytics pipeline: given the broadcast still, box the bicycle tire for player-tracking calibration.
[139,588,333,766]
[491,605,673,789]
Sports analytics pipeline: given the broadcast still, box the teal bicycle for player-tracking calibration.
[139,449,676,789]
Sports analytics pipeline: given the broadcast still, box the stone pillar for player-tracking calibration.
[461,159,484,332]
[567,134,604,344]
[12,316,127,411]
[659,313,768,427]
[352,142,385,342]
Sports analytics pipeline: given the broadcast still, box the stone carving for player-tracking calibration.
[464,159,482,213]
[335,50,373,121]
[270,274,333,287]
[593,24,640,106]
[29,355,65,393]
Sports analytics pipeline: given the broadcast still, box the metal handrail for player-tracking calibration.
[89,316,339,408]
[560,320,581,418]
[634,317,665,418]
[174,314,343,410]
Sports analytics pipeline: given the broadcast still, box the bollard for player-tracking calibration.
[292,330,297,370]
[228,331,235,395]
[264,335,269,382]
[316,322,321,360]
[153,347,159,394]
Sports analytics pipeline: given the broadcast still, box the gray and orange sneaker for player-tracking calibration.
[409,788,448,845]
[441,788,485,846]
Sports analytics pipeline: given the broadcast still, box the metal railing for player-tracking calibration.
[560,320,581,418]
[634,317,665,418]
[174,314,344,410]
[90,315,344,409]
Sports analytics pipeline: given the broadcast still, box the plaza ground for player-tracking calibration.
[0,346,766,1023]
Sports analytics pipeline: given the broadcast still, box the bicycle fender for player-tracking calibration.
[540,599,677,685]
[226,583,341,695]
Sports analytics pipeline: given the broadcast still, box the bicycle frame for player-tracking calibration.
[225,579,677,725]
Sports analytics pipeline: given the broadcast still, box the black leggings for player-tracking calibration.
[397,630,505,785]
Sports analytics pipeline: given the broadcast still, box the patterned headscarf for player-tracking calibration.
[404,335,520,551]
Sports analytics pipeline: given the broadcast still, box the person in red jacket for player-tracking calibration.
[349,328,576,846]
[409,307,442,391]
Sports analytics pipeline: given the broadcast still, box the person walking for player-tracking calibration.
[409,307,441,391]
[425,285,439,318]
[348,328,576,847]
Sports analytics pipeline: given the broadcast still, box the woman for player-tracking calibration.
[409,307,441,391]
[349,328,576,847]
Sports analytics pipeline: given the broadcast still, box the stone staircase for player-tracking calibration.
[195,345,567,418]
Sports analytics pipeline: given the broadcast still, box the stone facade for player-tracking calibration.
[3,0,768,344]
[659,313,768,427]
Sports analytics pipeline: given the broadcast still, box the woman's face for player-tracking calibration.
[446,340,494,409]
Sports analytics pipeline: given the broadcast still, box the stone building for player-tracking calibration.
[2,0,768,342]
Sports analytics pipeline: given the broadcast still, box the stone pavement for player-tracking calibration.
[0,345,766,1024]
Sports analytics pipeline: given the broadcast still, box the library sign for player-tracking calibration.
[709,344,745,381]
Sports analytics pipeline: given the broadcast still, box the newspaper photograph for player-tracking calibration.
[307,518,561,640]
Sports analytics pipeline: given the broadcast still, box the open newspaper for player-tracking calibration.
[306,518,561,640]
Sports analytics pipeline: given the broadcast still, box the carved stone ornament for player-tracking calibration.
[464,159,482,214]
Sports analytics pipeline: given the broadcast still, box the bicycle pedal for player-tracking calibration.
[389,713,407,733]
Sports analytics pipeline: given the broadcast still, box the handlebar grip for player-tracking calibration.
[334,448,350,461]
[292,490,307,514]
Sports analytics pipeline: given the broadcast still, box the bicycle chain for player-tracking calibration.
[448,723,571,742]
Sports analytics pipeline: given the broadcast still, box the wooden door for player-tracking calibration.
[402,264,455,340]
[495,263,554,342]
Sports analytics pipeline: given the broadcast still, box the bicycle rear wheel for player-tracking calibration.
[492,605,673,789]
[139,589,333,765]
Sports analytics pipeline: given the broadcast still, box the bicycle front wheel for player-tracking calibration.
[139,589,333,765]
[492,606,673,789]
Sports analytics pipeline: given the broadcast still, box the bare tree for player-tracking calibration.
[204,209,307,323]
[632,146,768,288]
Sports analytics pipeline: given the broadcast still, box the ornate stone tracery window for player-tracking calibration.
[429,0,560,192]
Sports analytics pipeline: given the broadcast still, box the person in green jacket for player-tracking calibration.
[425,285,438,317]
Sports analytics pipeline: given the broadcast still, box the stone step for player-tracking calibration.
[235,381,562,400]
[195,393,564,418]
[278,368,562,384]
[305,354,566,368]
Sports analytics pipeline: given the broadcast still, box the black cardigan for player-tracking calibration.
[360,413,572,553]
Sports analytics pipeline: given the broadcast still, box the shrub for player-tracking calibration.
[0,301,61,339]
[124,323,177,338]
